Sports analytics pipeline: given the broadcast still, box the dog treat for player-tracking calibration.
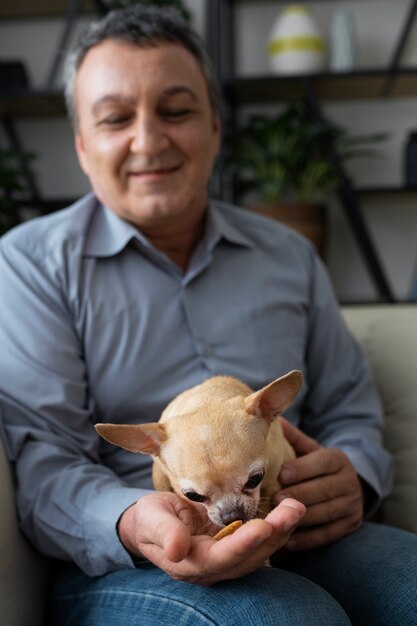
[213,520,243,541]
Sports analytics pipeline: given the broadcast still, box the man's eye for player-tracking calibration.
[184,491,207,503]
[163,109,192,120]
[244,472,264,490]
[97,115,131,127]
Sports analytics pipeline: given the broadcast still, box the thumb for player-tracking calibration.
[135,493,194,563]
[158,516,192,563]
[279,417,320,456]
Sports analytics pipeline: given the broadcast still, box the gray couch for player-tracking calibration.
[1,305,417,626]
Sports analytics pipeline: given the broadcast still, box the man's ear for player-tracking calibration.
[95,423,166,456]
[212,114,222,158]
[75,134,90,177]
[244,370,303,421]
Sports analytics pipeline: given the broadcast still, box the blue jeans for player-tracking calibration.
[46,523,417,626]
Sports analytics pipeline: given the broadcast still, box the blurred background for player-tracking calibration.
[1,0,417,303]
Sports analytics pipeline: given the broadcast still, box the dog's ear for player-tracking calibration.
[244,370,303,421]
[95,423,166,456]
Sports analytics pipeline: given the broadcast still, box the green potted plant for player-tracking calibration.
[226,100,387,256]
[0,148,36,236]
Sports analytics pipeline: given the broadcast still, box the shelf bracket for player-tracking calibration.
[381,0,417,96]
[302,79,395,302]
[46,0,86,90]
[205,0,233,83]
[45,0,105,91]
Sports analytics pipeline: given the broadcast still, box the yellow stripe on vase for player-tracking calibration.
[269,36,326,55]
[282,5,310,16]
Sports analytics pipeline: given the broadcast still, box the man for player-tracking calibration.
[0,6,415,625]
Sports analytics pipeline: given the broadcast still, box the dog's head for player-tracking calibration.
[95,370,302,526]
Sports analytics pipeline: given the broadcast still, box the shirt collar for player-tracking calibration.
[208,199,254,249]
[83,197,253,259]
[84,202,151,258]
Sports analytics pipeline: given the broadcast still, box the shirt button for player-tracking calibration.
[201,345,213,358]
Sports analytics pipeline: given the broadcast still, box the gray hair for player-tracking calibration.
[63,5,220,129]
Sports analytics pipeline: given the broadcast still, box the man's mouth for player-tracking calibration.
[128,163,183,179]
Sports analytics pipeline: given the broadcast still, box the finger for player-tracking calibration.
[286,515,363,551]
[276,470,355,508]
[279,447,346,485]
[210,519,273,563]
[297,493,363,527]
[136,495,195,563]
[146,500,306,585]
[154,519,275,585]
[209,499,305,570]
[161,523,193,563]
[279,417,321,456]
[265,498,306,534]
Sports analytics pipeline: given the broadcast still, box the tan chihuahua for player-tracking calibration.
[95,370,302,527]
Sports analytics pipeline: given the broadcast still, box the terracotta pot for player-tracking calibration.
[252,203,327,258]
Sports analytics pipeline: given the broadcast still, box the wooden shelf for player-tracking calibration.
[2,70,417,119]
[228,0,378,3]
[224,68,417,104]
[235,183,417,199]
[0,0,97,19]
[0,91,66,117]
[357,185,417,196]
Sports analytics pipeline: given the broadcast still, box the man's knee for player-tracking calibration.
[48,563,351,626]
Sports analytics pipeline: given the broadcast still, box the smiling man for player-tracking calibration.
[74,38,220,269]
[0,5,416,626]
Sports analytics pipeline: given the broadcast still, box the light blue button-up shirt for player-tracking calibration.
[0,193,393,576]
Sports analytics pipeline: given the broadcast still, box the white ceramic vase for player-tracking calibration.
[268,5,326,75]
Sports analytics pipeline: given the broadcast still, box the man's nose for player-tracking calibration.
[130,115,170,154]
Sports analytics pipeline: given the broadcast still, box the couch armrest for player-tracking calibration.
[0,435,50,626]
[341,304,417,534]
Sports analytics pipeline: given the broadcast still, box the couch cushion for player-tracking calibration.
[0,435,49,626]
[342,305,417,534]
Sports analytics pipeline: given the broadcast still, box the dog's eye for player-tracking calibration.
[244,472,264,490]
[184,491,207,503]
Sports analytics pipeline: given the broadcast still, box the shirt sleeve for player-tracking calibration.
[0,235,148,577]
[301,250,394,514]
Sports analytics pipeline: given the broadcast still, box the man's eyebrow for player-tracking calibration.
[91,87,198,114]
[160,86,199,102]
[91,95,136,114]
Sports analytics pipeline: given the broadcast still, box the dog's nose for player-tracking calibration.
[219,505,245,526]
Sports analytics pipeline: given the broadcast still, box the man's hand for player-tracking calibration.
[274,418,364,551]
[118,491,305,585]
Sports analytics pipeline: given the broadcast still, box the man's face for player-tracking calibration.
[74,39,221,231]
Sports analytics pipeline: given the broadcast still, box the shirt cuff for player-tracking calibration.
[82,485,152,577]
[338,445,394,518]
